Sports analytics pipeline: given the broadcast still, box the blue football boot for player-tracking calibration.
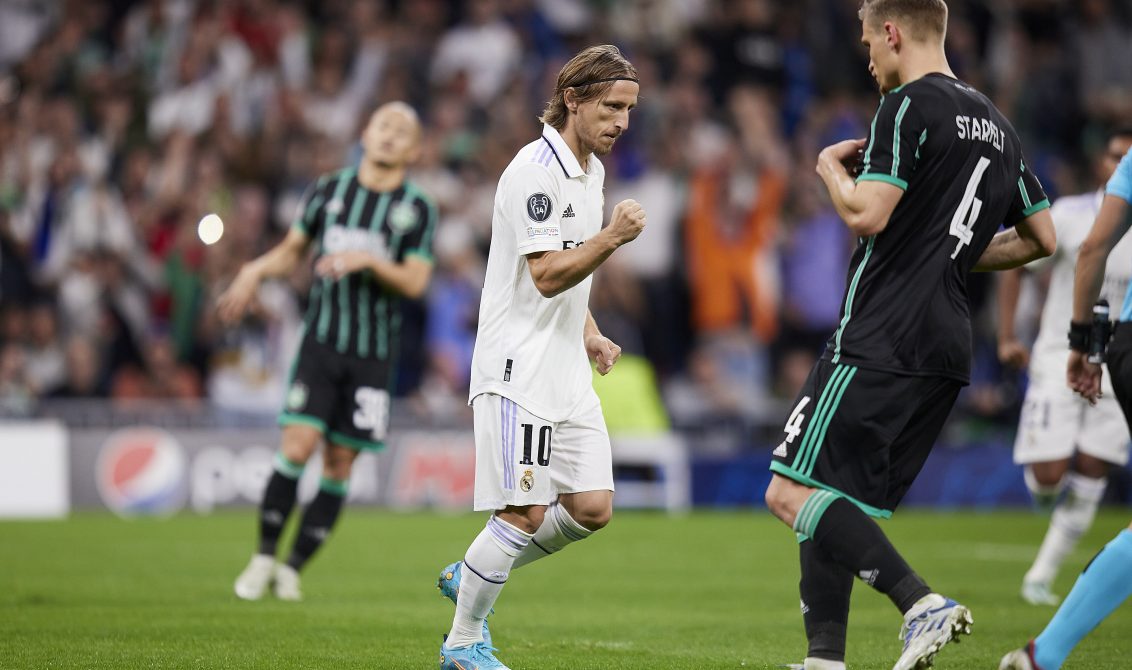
[439,640,510,670]
[437,561,492,646]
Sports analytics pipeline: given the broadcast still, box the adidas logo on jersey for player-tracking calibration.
[772,442,788,457]
[562,204,576,218]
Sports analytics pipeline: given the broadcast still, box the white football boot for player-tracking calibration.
[234,554,275,600]
[892,593,973,670]
[272,562,303,601]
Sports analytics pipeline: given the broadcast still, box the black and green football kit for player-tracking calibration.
[772,73,1050,517]
[280,167,437,451]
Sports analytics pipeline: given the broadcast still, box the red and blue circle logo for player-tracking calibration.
[96,428,188,517]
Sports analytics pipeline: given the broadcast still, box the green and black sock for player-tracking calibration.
[800,539,852,662]
[257,453,304,556]
[285,477,348,571]
[796,494,930,614]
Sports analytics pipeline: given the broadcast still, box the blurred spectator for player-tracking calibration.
[111,333,200,401]
[774,172,850,395]
[49,336,103,398]
[23,300,66,395]
[430,0,520,107]
[423,220,481,409]
[0,341,33,413]
[1073,0,1132,128]
[683,103,785,345]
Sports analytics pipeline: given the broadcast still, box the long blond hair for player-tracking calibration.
[540,45,638,131]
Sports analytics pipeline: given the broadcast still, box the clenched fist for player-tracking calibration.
[608,199,646,246]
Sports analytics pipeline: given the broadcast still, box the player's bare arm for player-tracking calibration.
[525,198,645,298]
[1069,195,1132,402]
[218,226,311,324]
[315,252,432,300]
[583,310,621,376]
[972,208,1057,272]
[995,268,1030,369]
[816,138,904,236]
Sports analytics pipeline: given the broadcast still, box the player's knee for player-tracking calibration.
[322,447,358,481]
[280,425,321,464]
[1024,465,1064,509]
[1073,453,1112,479]
[571,504,612,531]
[322,459,353,481]
[498,506,545,534]
[1026,463,1067,489]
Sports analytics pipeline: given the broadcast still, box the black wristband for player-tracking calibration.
[1069,321,1091,352]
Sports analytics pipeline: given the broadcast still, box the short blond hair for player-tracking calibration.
[859,0,948,42]
[540,45,638,131]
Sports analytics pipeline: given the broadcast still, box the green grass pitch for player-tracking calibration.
[2,509,1130,669]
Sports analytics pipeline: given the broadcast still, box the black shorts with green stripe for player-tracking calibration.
[279,333,393,452]
[770,359,962,518]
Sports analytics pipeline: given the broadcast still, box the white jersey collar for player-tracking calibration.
[540,123,587,179]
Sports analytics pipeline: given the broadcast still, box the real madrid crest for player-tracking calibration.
[520,469,534,492]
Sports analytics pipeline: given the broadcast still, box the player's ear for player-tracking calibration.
[563,88,579,114]
[885,21,901,50]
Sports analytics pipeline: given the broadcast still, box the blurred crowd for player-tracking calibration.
[1,0,1130,442]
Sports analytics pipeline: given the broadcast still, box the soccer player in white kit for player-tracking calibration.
[998,148,1132,670]
[436,45,644,670]
[996,128,1132,605]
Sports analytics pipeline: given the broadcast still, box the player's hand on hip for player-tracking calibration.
[315,251,375,280]
[586,334,622,376]
[997,338,1029,370]
[217,268,258,325]
[1067,350,1103,405]
[608,199,646,245]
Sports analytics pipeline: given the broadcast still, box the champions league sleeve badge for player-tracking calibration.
[526,193,553,222]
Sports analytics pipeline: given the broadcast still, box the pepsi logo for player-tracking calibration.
[96,428,188,517]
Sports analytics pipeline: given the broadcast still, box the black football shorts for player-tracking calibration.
[770,358,962,517]
[279,333,394,451]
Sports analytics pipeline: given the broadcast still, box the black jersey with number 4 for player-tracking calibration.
[823,73,1049,383]
[293,166,437,360]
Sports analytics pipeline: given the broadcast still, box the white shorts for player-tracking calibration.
[1013,366,1131,466]
[472,391,614,511]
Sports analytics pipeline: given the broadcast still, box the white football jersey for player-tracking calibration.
[469,124,606,421]
[1028,190,1132,384]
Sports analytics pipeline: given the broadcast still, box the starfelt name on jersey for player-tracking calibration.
[955,115,1004,152]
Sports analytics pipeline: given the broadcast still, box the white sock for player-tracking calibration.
[1024,466,1064,511]
[512,501,594,569]
[446,515,532,648]
[1025,472,1107,585]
